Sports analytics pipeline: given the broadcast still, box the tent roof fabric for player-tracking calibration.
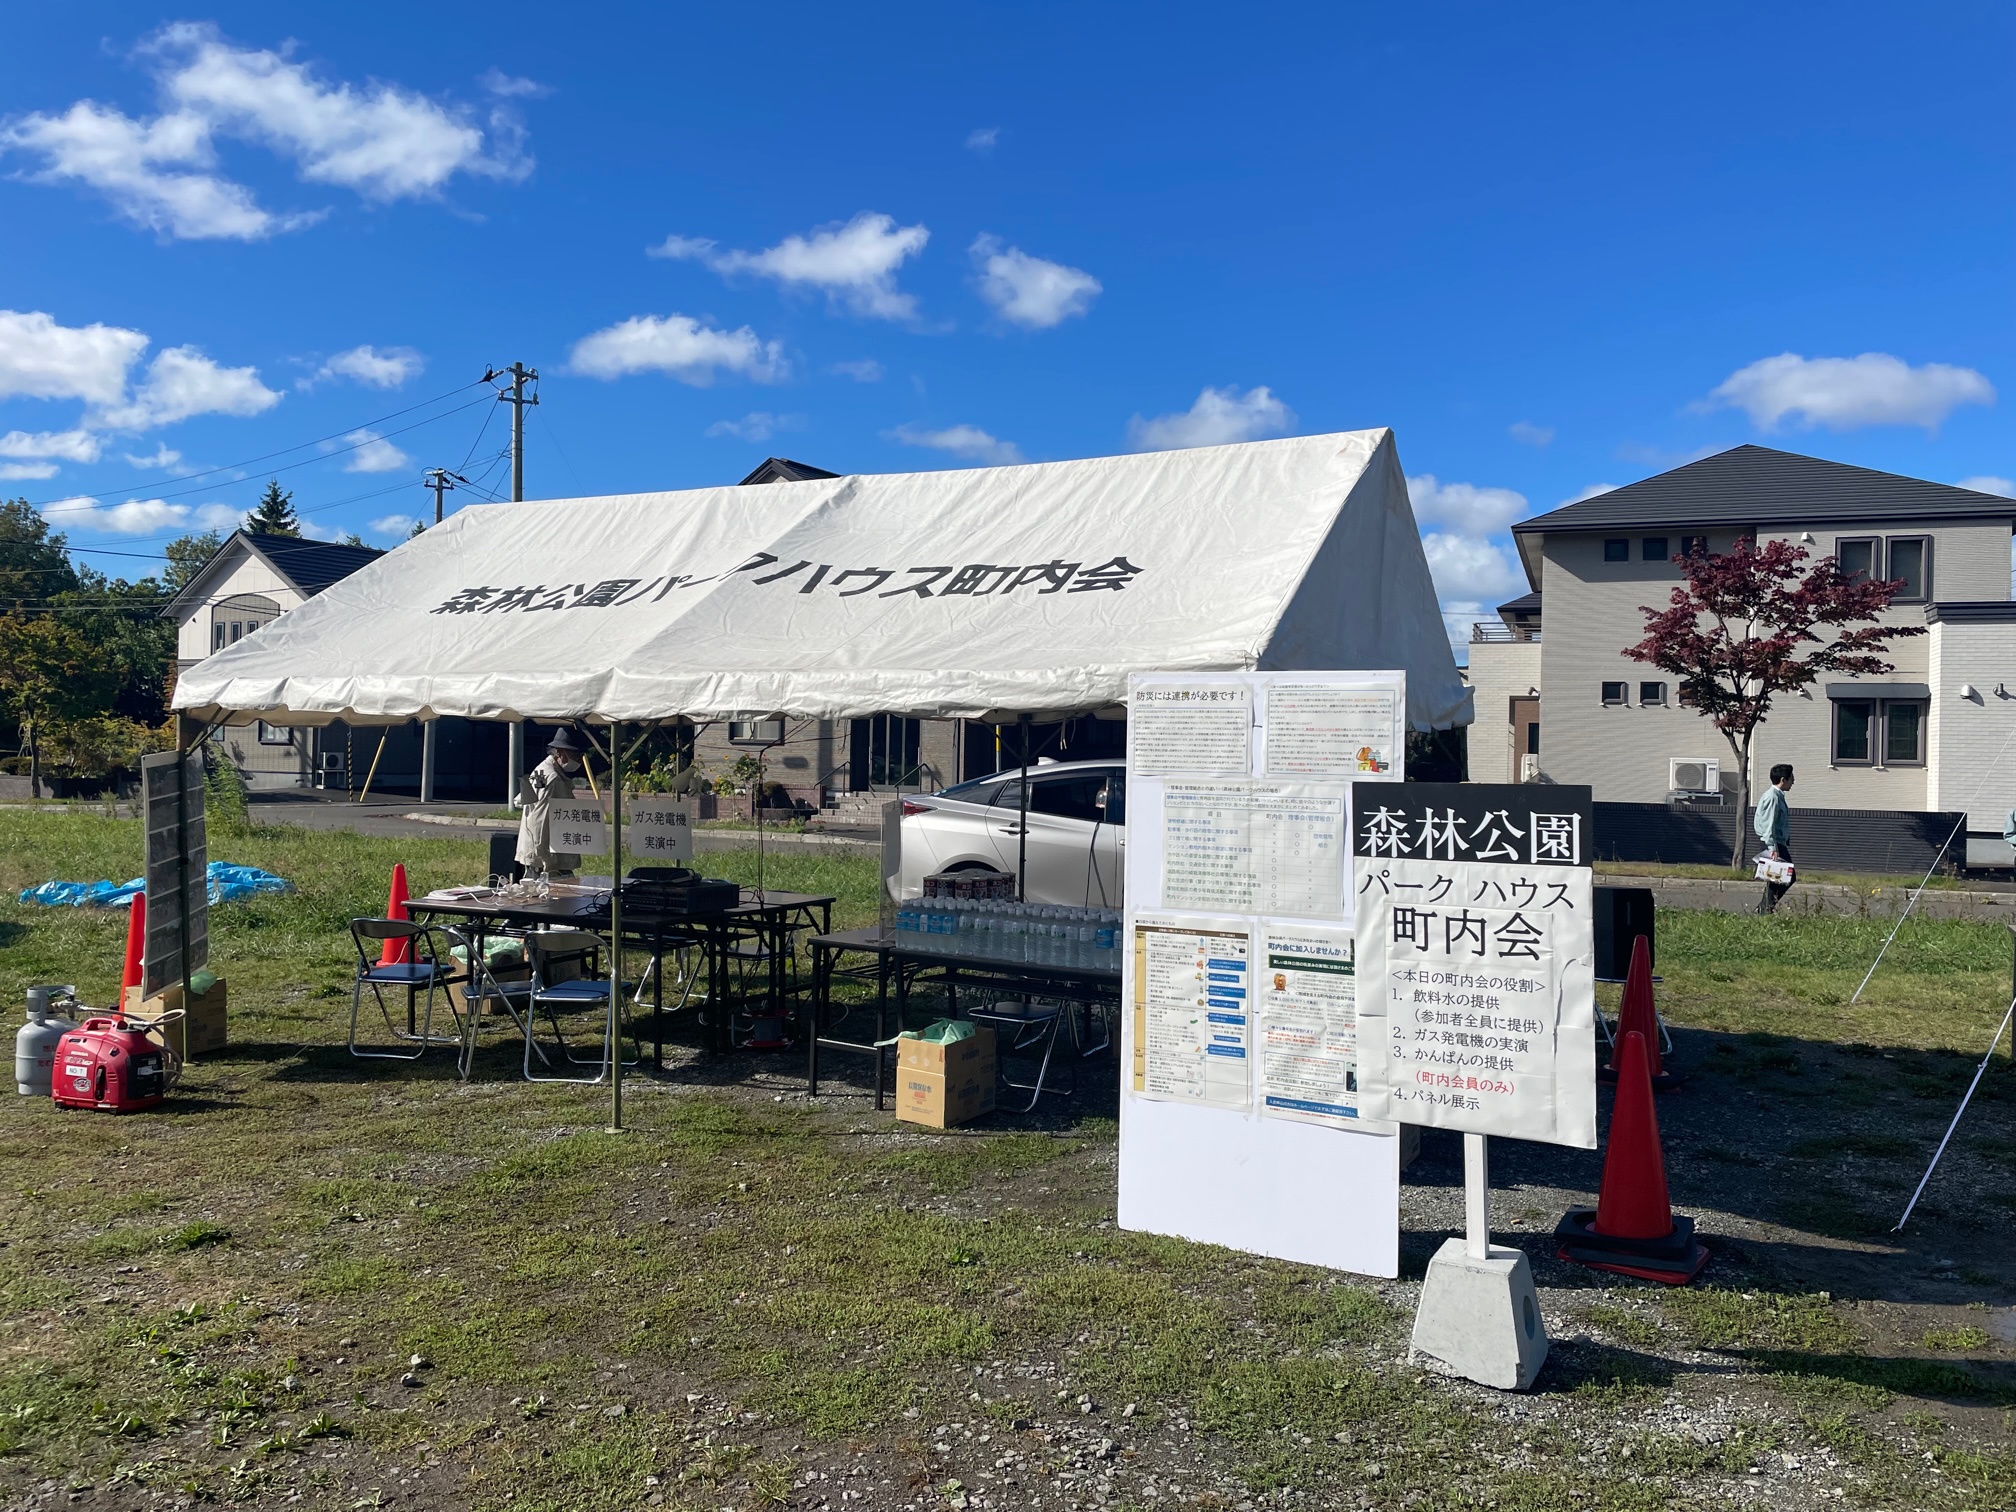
[172,429,1470,731]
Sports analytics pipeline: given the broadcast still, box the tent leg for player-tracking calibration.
[1017,713,1031,902]
[609,722,625,1133]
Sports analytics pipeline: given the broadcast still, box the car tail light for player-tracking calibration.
[900,800,931,817]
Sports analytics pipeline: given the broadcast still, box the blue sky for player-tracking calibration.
[2,4,2010,651]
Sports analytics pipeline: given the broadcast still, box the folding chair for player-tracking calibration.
[523,928,641,1084]
[348,918,462,1062]
[965,997,1073,1112]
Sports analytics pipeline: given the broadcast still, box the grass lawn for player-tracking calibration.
[1,807,2012,1511]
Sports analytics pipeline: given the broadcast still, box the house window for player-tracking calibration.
[1884,701,1925,765]
[1639,681,1667,707]
[1833,700,1874,764]
[1680,535,1707,558]
[1885,536,1930,602]
[1603,539,1630,563]
[229,621,244,643]
[1837,537,1879,584]
[1601,682,1628,707]
[728,719,786,745]
[213,624,227,651]
[256,721,293,746]
[1641,537,1669,562]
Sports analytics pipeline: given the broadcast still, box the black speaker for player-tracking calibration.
[487,830,523,883]
[1592,885,1654,980]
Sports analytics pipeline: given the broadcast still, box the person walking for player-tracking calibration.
[1755,763,1795,914]
[516,727,590,880]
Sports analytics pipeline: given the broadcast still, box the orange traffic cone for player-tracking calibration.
[121,889,147,1006]
[380,863,411,965]
[1556,1030,1709,1283]
[1600,934,1680,1087]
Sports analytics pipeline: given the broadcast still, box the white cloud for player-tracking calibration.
[568,314,786,385]
[0,428,102,464]
[0,24,533,241]
[125,443,182,469]
[42,494,192,534]
[479,70,550,99]
[1957,474,2015,498]
[369,513,419,536]
[1508,420,1553,447]
[0,309,149,404]
[705,412,804,443]
[0,463,57,480]
[1127,385,1294,452]
[336,428,411,473]
[1701,352,1994,432]
[970,235,1101,329]
[653,212,930,322]
[194,503,243,529]
[965,127,999,152]
[1421,532,1530,653]
[93,344,282,429]
[889,423,1023,465]
[1562,483,1617,505]
[0,101,296,241]
[304,344,423,389]
[1406,475,1529,536]
[829,358,883,383]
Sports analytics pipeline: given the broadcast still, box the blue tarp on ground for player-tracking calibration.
[18,863,292,909]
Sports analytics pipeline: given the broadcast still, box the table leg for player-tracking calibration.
[874,950,891,1112]
[652,929,665,1075]
[807,944,825,1097]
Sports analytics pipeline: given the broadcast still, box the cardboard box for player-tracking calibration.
[894,1026,997,1128]
[123,978,227,1061]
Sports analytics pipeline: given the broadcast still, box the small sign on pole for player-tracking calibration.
[1350,781,1598,1391]
[623,797,694,862]
[548,798,610,856]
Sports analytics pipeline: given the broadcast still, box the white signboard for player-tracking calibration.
[546,797,696,861]
[1351,783,1598,1149]
[1119,669,1407,1279]
[549,799,609,855]
[624,797,695,862]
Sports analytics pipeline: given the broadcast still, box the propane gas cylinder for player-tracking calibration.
[16,986,79,1097]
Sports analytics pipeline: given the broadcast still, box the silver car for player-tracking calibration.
[892,759,1126,907]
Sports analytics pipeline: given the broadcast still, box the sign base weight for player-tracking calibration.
[1409,1237,1549,1391]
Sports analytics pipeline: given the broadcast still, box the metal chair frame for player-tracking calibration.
[440,926,543,1079]
[348,918,462,1062]
[523,928,642,1085]
[965,997,1073,1112]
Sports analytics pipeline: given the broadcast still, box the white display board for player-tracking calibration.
[1352,783,1598,1148]
[1118,670,1408,1278]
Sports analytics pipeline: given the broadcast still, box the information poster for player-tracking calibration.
[1129,681,1252,777]
[1262,685,1402,780]
[1256,925,1360,1126]
[1161,782,1347,920]
[624,797,695,862]
[1351,783,1597,1149]
[1130,916,1253,1108]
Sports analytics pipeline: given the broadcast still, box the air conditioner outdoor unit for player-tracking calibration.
[1519,753,1540,782]
[1668,757,1720,794]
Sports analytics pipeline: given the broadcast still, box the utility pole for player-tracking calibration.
[483,362,539,502]
[422,467,468,525]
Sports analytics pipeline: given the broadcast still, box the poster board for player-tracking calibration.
[1118,670,1407,1278]
[1351,782,1598,1149]
[141,750,207,998]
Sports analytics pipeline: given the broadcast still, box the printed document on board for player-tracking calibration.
[1130,916,1253,1109]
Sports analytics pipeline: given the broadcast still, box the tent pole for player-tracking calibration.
[1017,714,1031,902]
[608,721,625,1134]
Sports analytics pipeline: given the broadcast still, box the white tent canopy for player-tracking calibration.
[172,429,1470,731]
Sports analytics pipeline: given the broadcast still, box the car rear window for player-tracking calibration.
[1029,772,1111,823]
[940,777,1005,806]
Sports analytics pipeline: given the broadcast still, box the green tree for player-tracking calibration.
[0,497,80,606]
[0,613,115,796]
[164,531,226,592]
[247,480,300,537]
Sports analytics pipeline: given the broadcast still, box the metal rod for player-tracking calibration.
[608,720,625,1133]
[1464,1132,1491,1261]
[1893,994,2015,1231]
[1017,714,1032,902]
[174,720,192,1004]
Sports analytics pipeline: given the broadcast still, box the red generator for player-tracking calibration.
[51,1016,167,1114]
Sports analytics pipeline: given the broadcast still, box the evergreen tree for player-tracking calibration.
[247,479,300,537]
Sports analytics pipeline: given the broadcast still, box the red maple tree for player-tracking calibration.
[1626,538,1923,864]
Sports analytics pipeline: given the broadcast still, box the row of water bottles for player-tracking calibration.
[895,896,1122,968]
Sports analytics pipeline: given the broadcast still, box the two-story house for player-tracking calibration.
[1467,445,2016,863]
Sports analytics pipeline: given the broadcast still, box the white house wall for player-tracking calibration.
[174,547,309,663]
[1928,620,2016,831]
[1463,638,1542,785]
